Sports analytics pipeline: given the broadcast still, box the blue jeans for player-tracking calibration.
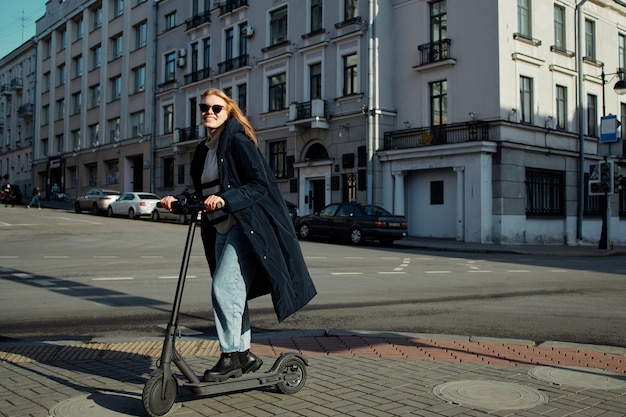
[213,224,258,353]
[29,196,40,208]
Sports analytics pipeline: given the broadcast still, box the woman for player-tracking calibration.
[160,88,316,382]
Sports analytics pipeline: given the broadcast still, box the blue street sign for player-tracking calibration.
[600,115,619,143]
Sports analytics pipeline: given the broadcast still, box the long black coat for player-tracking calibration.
[190,117,317,322]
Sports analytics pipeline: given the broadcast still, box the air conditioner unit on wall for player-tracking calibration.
[177,57,186,67]
[242,26,254,38]
[178,48,186,57]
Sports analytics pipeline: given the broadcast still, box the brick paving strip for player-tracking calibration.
[1,335,624,375]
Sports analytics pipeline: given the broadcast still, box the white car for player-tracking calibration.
[107,192,160,219]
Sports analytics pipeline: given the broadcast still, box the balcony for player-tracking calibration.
[417,39,453,66]
[287,99,329,131]
[177,126,200,143]
[17,103,34,118]
[184,67,211,85]
[185,10,211,30]
[1,84,11,95]
[219,0,248,16]
[11,78,23,90]
[382,121,491,151]
[217,54,249,74]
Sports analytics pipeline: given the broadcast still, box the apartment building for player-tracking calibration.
[0,39,37,197]
[33,0,156,200]
[380,0,626,245]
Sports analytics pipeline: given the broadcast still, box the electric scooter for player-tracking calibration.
[142,200,308,417]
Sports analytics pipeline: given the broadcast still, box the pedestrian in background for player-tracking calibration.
[28,186,41,209]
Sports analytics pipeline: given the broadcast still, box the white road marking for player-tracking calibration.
[331,272,364,275]
[92,277,134,281]
[425,270,451,274]
[158,276,197,279]
[44,256,69,259]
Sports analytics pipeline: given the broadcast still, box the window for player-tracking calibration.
[430,80,447,126]
[56,99,65,121]
[237,83,247,114]
[57,64,66,86]
[41,139,49,158]
[553,5,566,51]
[268,73,286,112]
[43,72,50,92]
[89,84,100,108]
[134,21,147,50]
[163,157,174,188]
[91,44,101,69]
[165,12,176,31]
[342,53,358,96]
[132,65,146,93]
[269,140,287,178]
[72,92,82,115]
[430,180,444,205]
[71,129,81,151]
[163,104,174,134]
[310,63,322,99]
[191,42,199,73]
[619,34,625,72]
[310,0,322,32]
[92,6,102,30]
[74,18,83,41]
[517,0,531,38]
[342,173,357,202]
[165,52,176,82]
[131,111,144,137]
[239,23,248,56]
[111,34,123,60]
[270,6,288,46]
[106,160,119,185]
[203,38,211,69]
[525,168,565,216]
[520,76,533,124]
[109,75,122,101]
[113,0,124,18]
[556,85,567,130]
[89,123,99,146]
[58,29,67,51]
[41,105,49,125]
[55,134,64,155]
[225,27,234,61]
[344,0,358,20]
[108,117,120,143]
[73,55,82,78]
[585,19,596,61]
[587,94,598,137]
[430,1,446,43]
[87,164,97,186]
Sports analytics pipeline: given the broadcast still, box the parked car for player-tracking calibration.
[74,188,121,215]
[151,203,186,223]
[295,202,408,245]
[284,200,299,224]
[107,192,161,219]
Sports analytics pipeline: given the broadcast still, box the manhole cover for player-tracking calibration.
[529,366,626,390]
[433,380,548,411]
[50,392,179,417]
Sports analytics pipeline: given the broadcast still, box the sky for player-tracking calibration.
[0,1,47,59]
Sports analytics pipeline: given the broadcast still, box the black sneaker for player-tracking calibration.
[202,352,242,382]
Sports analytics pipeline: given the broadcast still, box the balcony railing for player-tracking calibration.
[382,121,491,151]
[219,0,248,16]
[184,67,211,85]
[417,39,452,65]
[17,103,34,117]
[178,126,200,142]
[11,78,23,90]
[290,100,328,121]
[217,54,249,74]
[1,84,11,95]
[185,10,211,30]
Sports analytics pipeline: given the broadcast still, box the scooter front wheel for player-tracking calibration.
[142,374,178,417]
[276,356,307,394]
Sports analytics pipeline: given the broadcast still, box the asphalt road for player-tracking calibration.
[1,206,625,348]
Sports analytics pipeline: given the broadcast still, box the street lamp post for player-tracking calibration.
[598,64,626,249]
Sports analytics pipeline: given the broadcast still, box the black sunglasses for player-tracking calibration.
[199,104,225,114]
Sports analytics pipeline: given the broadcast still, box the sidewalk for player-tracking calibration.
[1,330,625,417]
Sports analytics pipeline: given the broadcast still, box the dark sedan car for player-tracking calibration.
[295,202,408,245]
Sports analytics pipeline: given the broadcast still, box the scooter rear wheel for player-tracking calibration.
[142,374,178,417]
[276,356,307,394]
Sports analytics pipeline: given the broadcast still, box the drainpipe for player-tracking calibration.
[576,0,588,243]
[366,0,378,204]
[150,0,159,193]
